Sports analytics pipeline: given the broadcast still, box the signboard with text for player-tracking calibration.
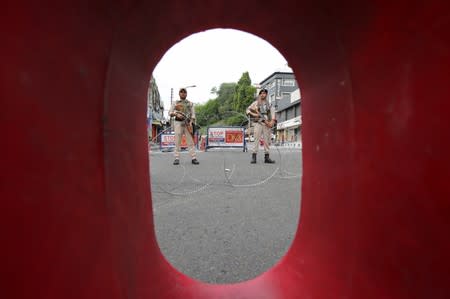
[160,133,198,149]
[206,127,245,151]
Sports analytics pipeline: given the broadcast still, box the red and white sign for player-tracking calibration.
[207,127,244,147]
[161,133,197,149]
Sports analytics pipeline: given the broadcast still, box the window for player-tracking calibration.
[282,79,295,86]
[287,108,293,119]
[277,79,282,97]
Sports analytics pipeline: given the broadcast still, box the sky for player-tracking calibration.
[152,28,291,116]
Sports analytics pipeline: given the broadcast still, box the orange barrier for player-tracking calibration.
[1,1,449,298]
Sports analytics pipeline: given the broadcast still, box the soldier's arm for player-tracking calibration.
[270,105,276,122]
[168,103,176,117]
[268,105,277,127]
[169,103,181,118]
[246,101,259,117]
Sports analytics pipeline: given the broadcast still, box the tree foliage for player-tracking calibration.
[194,72,256,133]
[233,72,256,112]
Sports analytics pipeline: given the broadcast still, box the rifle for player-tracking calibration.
[173,111,195,137]
[248,107,274,128]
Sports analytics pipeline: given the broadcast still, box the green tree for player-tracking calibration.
[233,72,256,113]
[195,99,220,127]
[194,72,256,130]
[215,82,236,117]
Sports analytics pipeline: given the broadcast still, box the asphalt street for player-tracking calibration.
[150,145,302,284]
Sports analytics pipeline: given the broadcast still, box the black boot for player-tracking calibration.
[264,153,275,164]
[251,153,257,164]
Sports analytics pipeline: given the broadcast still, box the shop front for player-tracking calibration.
[276,116,301,143]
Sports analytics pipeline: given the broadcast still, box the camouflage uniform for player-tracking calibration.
[246,90,276,163]
[169,98,198,164]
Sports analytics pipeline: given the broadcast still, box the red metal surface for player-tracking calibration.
[1,1,449,298]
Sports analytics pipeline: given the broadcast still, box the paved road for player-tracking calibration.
[150,146,302,284]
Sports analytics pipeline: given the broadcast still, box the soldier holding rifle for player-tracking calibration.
[168,87,199,165]
[246,88,276,164]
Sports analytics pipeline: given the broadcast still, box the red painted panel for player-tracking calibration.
[1,1,449,298]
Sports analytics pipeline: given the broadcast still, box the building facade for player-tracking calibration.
[147,77,165,142]
[259,67,301,143]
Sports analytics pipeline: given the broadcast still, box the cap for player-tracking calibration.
[259,88,268,95]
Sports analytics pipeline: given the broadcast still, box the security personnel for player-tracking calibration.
[168,87,199,165]
[246,88,276,164]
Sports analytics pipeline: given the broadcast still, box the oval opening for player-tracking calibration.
[148,28,302,284]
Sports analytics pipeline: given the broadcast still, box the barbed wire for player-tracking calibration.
[150,110,302,197]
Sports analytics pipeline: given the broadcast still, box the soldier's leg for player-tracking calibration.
[251,123,263,163]
[252,123,263,153]
[263,126,275,163]
[263,126,271,153]
[184,129,198,164]
[173,122,182,164]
